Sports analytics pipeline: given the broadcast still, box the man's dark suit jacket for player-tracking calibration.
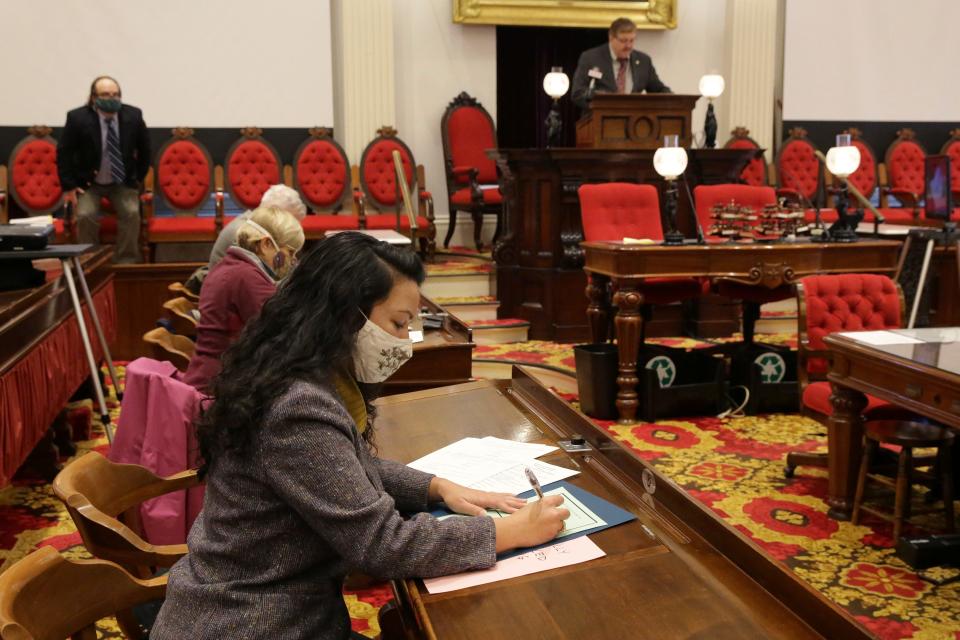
[571,44,670,110]
[56,104,151,192]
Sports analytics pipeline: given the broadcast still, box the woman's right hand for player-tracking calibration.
[493,495,570,553]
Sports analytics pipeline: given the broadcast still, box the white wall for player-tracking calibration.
[783,0,960,121]
[3,0,334,128]
[390,0,729,245]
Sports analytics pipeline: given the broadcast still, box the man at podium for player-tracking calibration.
[571,17,671,110]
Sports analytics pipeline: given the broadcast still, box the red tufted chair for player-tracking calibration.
[785,274,910,476]
[693,184,792,343]
[354,126,435,259]
[440,92,502,250]
[775,127,822,211]
[881,128,926,220]
[292,127,358,239]
[2,125,66,238]
[723,127,769,187]
[141,127,223,262]
[223,126,283,221]
[578,183,705,343]
[822,127,899,225]
[939,129,960,219]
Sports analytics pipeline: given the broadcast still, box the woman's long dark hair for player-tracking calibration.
[197,232,425,474]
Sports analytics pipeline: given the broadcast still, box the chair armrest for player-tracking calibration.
[419,190,434,222]
[214,190,225,232]
[883,187,921,209]
[451,165,478,183]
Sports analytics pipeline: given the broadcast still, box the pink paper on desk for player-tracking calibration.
[422,536,606,594]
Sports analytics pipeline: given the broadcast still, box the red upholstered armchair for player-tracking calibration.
[723,127,769,187]
[578,183,704,342]
[881,128,926,218]
[292,127,359,239]
[141,127,223,262]
[824,127,901,224]
[775,127,822,209]
[440,92,502,250]
[2,126,65,237]
[940,129,960,218]
[224,126,282,214]
[785,274,908,476]
[354,126,435,258]
[693,184,790,343]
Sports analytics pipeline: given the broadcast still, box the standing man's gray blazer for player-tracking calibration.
[571,44,671,110]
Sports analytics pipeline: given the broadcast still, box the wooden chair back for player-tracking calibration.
[293,127,352,214]
[142,327,195,371]
[839,127,879,201]
[723,126,768,187]
[162,296,199,336]
[0,546,166,640]
[52,452,198,575]
[775,127,822,205]
[940,128,960,201]
[882,128,927,208]
[167,281,199,302]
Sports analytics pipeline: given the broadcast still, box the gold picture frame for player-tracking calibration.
[452,0,677,30]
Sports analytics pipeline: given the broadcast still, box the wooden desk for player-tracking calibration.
[582,239,902,423]
[824,328,960,520]
[382,296,475,395]
[489,148,759,341]
[0,247,116,485]
[373,368,869,639]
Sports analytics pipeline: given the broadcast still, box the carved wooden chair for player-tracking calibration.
[440,92,502,249]
[162,296,199,337]
[355,126,436,258]
[775,127,822,208]
[880,128,926,219]
[2,125,66,238]
[939,128,960,216]
[142,127,224,261]
[224,126,283,219]
[142,327,195,371]
[0,546,167,640]
[785,274,914,476]
[823,127,902,224]
[292,127,360,239]
[723,127,769,187]
[168,281,199,302]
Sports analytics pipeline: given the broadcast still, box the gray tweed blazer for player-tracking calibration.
[151,378,496,640]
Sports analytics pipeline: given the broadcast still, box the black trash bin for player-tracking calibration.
[574,343,619,420]
[637,345,726,422]
[729,343,799,415]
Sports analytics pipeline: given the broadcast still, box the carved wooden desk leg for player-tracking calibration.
[613,282,643,424]
[827,383,868,520]
[586,274,611,344]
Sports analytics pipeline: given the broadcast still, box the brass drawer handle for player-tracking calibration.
[904,384,922,399]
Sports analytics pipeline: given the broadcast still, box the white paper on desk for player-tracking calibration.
[409,330,424,343]
[423,536,605,594]
[478,436,558,460]
[622,237,655,245]
[470,460,579,495]
[839,330,923,345]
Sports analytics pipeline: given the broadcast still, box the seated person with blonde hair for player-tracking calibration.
[183,206,305,392]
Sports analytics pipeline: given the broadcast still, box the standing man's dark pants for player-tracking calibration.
[76,184,140,263]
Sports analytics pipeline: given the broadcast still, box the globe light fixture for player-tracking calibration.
[653,135,688,245]
[698,74,725,148]
[542,66,570,148]
[824,133,863,242]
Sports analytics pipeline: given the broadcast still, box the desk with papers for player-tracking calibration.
[372,368,873,639]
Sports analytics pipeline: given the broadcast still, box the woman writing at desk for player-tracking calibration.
[152,232,569,640]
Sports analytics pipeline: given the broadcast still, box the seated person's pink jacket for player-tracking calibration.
[183,247,276,391]
[110,357,204,545]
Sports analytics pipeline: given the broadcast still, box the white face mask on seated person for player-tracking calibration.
[352,312,414,383]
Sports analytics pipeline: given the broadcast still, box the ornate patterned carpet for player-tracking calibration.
[3,347,959,638]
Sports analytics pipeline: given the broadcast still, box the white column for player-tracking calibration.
[331,0,396,162]
[725,0,781,161]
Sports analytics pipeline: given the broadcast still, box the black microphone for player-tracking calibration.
[680,174,706,245]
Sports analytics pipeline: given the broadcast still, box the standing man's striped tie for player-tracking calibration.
[106,120,125,184]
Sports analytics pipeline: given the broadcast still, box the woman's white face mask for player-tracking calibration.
[352,315,413,383]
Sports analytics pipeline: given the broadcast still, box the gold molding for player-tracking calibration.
[452,0,677,29]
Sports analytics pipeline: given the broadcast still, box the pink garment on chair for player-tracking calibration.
[110,357,205,545]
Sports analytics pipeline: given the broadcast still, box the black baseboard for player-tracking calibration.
[781,120,960,158]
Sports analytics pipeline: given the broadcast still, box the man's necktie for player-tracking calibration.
[616,58,628,94]
[106,120,125,184]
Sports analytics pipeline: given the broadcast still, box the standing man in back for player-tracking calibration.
[571,17,671,110]
[57,75,151,263]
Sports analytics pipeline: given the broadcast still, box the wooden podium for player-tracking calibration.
[575,93,700,150]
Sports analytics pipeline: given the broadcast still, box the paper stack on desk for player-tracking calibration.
[407,436,579,495]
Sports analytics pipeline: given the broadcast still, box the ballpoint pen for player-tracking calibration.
[524,466,545,500]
